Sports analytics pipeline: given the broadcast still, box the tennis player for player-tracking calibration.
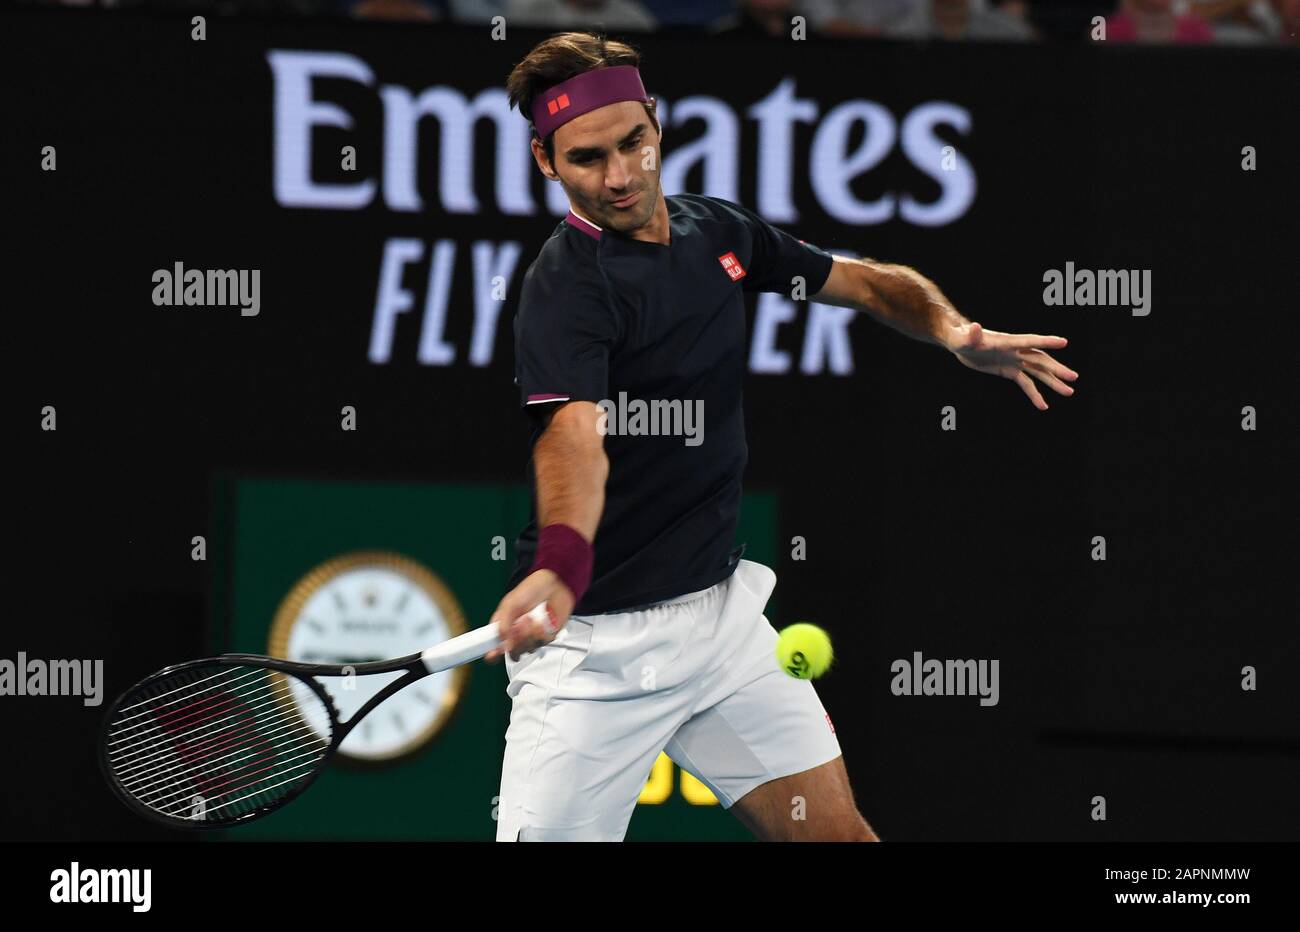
[488,32,1078,842]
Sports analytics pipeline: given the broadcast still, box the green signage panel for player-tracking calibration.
[210,476,778,841]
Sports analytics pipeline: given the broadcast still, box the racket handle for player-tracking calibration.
[419,602,549,672]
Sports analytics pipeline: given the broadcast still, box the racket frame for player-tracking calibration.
[99,650,431,831]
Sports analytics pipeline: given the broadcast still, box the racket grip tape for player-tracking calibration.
[420,602,550,672]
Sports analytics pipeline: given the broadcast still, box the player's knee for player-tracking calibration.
[824,813,879,842]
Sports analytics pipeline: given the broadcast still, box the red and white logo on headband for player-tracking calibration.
[530,66,650,140]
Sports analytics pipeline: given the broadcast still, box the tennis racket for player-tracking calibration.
[99,602,548,830]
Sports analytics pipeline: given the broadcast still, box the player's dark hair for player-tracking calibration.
[506,31,660,169]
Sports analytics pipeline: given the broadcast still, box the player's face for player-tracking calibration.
[541,101,662,234]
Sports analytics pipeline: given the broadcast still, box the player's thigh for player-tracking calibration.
[729,755,877,842]
[664,656,844,814]
[497,686,676,841]
[496,616,693,841]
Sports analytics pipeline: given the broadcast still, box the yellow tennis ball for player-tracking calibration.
[775,623,833,679]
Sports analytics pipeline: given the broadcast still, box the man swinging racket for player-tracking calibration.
[487,32,1079,842]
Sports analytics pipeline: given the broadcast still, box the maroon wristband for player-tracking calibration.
[530,523,594,606]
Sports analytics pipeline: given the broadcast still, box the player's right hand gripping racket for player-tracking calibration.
[99,603,549,830]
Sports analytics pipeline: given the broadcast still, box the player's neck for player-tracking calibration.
[570,193,670,247]
[623,194,670,247]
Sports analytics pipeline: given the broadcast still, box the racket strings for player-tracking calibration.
[110,676,302,771]
[106,664,333,823]
[108,666,267,733]
[114,683,320,796]
[128,674,329,819]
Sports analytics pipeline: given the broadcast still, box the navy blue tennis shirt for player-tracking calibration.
[507,193,835,615]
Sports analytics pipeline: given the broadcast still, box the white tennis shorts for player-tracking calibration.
[495,559,843,841]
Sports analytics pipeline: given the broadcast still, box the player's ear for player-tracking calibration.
[649,98,664,143]
[532,134,558,181]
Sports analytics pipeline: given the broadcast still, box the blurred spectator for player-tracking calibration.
[796,0,920,37]
[1105,0,1215,42]
[503,0,657,31]
[351,0,443,18]
[1276,0,1300,40]
[1019,0,1110,40]
[448,0,508,23]
[1188,0,1281,41]
[889,0,1035,39]
[20,0,1300,43]
[639,0,734,28]
[50,0,351,12]
[718,0,799,36]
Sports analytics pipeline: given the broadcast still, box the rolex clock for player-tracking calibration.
[268,551,469,763]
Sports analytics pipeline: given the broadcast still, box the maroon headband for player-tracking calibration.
[530,65,650,140]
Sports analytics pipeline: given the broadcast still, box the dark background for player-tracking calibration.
[3,8,1296,840]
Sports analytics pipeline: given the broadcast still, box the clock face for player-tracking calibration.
[269,554,467,762]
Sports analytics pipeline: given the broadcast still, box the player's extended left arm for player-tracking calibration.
[810,255,1080,411]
